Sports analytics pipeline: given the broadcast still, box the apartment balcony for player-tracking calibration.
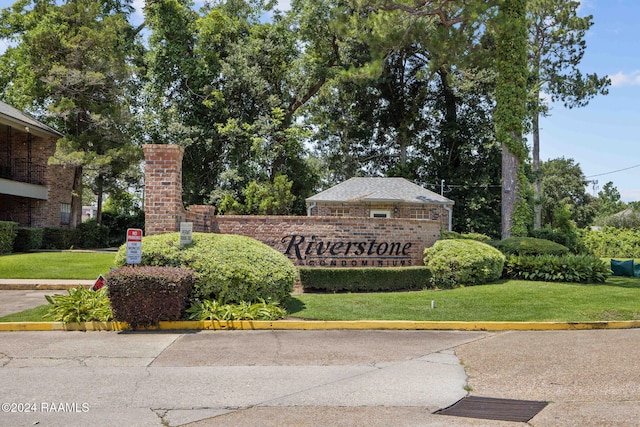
[0,160,47,200]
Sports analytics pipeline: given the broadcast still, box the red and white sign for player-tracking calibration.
[126,228,143,264]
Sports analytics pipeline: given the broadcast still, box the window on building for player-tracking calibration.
[60,203,71,225]
[370,210,391,218]
[329,208,350,217]
[411,209,432,220]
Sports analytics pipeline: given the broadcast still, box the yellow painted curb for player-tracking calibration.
[0,320,639,332]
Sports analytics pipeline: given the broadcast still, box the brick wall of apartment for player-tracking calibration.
[143,144,441,267]
[0,128,78,227]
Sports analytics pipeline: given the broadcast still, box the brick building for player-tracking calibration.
[0,101,80,228]
[306,177,454,231]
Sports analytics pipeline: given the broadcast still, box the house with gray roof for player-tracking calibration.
[306,177,454,231]
[0,100,80,229]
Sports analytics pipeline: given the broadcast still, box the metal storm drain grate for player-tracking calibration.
[434,396,549,423]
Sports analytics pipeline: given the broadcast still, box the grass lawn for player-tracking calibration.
[0,305,50,322]
[0,252,116,279]
[285,277,640,322]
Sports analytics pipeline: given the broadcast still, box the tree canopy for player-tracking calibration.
[0,0,617,234]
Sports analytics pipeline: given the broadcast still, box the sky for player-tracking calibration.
[1,0,638,201]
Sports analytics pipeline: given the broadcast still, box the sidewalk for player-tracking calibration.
[0,279,93,290]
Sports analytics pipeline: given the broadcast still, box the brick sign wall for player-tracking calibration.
[144,144,441,267]
[213,216,440,267]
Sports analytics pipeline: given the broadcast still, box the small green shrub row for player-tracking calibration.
[503,254,609,283]
[45,287,113,322]
[424,239,505,287]
[107,266,196,329]
[581,227,640,258]
[115,233,296,304]
[186,298,287,321]
[299,267,431,293]
[441,231,492,242]
[0,221,18,255]
[491,237,570,256]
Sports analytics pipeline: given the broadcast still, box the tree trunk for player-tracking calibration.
[69,166,82,229]
[533,109,542,230]
[502,142,520,238]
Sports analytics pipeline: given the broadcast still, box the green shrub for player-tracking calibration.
[529,228,581,253]
[186,298,287,321]
[299,267,431,293]
[0,221,18,255]
[75,219,109,249]
[114,232,296,304]
[503,254,609,283]
[12,227,43,252]
[107,266,196,329]
[441,231,492,242]
[102,210,145,246]
[42,227,77,249]
[580,227,640,258]
[423,240,505,287]
[491,237,570,256]
[44,287,113,322]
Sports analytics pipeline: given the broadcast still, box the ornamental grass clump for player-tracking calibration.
[424,239,505,287]
[115,232,296,304]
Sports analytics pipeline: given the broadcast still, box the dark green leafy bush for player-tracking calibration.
[42,227,76,249]
[12,227,43,252]
[102,210,145,246]
[0,221,17,255]
[75,220,109,248]
[107,266,195,328]
[580,227,640,258]
[423,240,505,287]
[441,231,491,242]
[44,287,113,322]
[529,228,581,253]
[0,222,17,255]
[491,237,570,256]
[114,233,296,304]
[299,267,431,292]
[186,299,287,321]
[503,254,609,283]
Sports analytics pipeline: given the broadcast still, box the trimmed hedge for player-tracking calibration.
[74,220,109,249]
[107,266,196,328]
[0,221,18,255]
[13,227,44,252]
[423,239,505,287]
[503,254,609,283]
[491,237,570,256]
[299,267,431,293]
[441,231,492,242]
[42,227,76,249]
[529,228,580,253]
[114,232,296,304]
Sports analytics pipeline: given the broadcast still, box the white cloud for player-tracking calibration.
[609,71,640,87]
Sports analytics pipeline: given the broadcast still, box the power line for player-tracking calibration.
[586,164,640,178]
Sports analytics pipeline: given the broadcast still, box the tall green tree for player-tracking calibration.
[527,0,610,229]
[540,157,595,228]
[0,0,142,225]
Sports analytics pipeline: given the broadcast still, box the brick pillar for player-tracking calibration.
[143,144,186,235]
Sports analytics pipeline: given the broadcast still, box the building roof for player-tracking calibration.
[0,100,63,138]
[307,177,454,205]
